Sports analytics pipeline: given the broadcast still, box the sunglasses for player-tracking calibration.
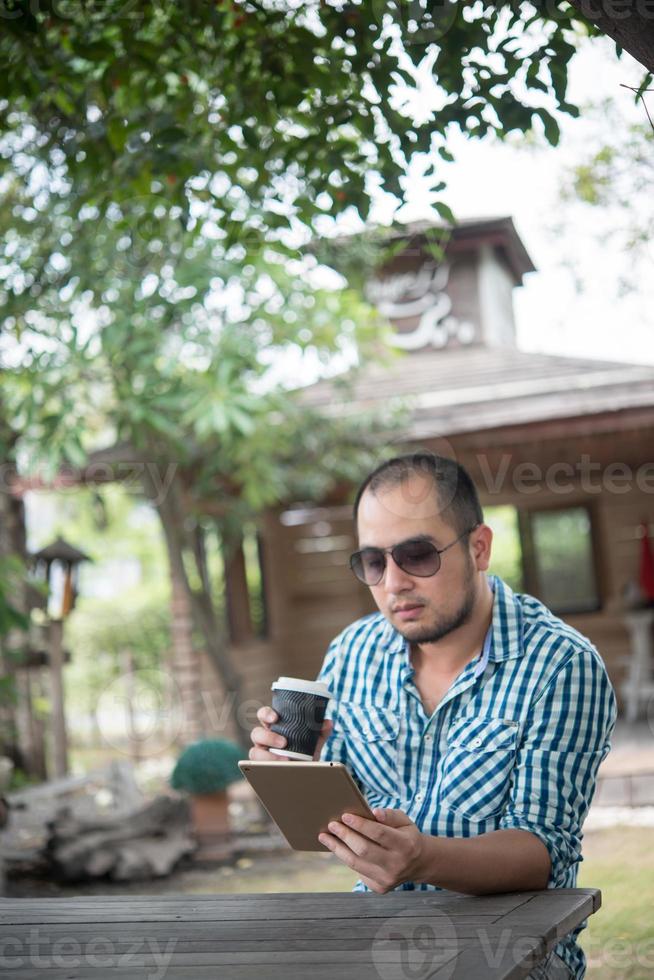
[349,525,479,586]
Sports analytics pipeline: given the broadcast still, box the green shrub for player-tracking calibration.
[170,738,244,795]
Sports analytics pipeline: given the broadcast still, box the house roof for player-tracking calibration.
[298,346,654,440]
[318,215,536,285]
[31,536,91,565]
[383,216,536,284]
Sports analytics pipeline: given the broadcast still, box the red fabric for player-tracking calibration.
[639,523,654,602]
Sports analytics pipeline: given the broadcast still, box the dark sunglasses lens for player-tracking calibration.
[351,541,442,584]
[394,540,441,576]
[351,550,385,584]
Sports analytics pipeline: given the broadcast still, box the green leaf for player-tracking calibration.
[107,117,127,152]
[537,110,561,147]
[62,438,88,469]
[227,406,256,436]
[434,201,455,225]
[53,90,76,115]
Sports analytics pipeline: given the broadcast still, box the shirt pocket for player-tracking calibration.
[336,701,400,800]
[438,715,520,820]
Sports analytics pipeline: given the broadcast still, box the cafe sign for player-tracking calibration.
[365,263,476,351]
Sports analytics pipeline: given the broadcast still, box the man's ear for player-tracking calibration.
[471,524,493,571]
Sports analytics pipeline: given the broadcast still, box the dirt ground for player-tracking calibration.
[7,824,650,900]
[6,845,357,898]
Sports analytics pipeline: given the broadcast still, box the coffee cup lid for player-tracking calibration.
[271,676,331,699]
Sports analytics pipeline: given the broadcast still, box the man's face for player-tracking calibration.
[356,473,487,645]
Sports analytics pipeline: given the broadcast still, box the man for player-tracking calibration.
[250,452,617,980]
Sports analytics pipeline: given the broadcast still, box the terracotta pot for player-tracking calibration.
[189,790,231,837]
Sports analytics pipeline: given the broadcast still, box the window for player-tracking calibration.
[524,506,600,614]
[485,504,601,615]
[486,506,523,592]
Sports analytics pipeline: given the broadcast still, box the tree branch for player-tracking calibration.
[568,1,654,73]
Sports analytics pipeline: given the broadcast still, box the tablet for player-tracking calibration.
[238,760,377,851]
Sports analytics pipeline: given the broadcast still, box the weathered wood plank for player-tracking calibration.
[439,934,548,980]
[0,918,492,954]
[0,888,600,980]
[493,890,596,941]
[0,936,518,955]
[0,959,459,980]
[0,892,477,909]
[0,888,598,926]
[4,915,500,943]
[0,888,597,908]
[0,948,464,966]
[0,892,532,924]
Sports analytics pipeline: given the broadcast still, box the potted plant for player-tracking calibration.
[170,738,244,838]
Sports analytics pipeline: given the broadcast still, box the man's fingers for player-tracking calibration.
[372,807,413,828]
[359,873,391,895]
[253,706,332,761]
[319,832,358,868]
[326,819,388,858]
[318,832,383,880]
[250,725,286,748]
[339,813,389,845]
[317,718,333,742]
[256,706,278,726]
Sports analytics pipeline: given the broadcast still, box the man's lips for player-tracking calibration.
[393,603,424,619]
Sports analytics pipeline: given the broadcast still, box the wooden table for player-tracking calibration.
[0,888,600,979]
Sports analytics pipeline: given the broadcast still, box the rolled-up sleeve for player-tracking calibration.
[498,645,618,887]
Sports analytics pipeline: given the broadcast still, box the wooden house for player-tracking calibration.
[225,218,654,720]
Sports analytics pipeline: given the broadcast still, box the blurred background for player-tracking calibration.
[1,4,653,976]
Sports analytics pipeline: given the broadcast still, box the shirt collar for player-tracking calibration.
[380,574,525,670]
[487,575,525,664]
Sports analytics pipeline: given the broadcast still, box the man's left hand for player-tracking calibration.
[318,807,426,893]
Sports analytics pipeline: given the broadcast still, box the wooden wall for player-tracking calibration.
[228,421,654,718]
[228,505,373,713]
[454,423,654,712]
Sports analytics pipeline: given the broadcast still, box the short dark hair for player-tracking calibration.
[352,451,484,535]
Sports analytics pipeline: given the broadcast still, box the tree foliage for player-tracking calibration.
[0,0,605,749]
[0,169,395,496]
[560,95,654,294]
[1,0,592,233]
[0,1,602,497]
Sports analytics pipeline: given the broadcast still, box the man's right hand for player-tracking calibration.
[248,706,334,762]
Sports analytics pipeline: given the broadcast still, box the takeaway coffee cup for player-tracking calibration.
[269,677,332,761]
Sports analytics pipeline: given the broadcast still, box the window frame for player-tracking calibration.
[517,500,603,616]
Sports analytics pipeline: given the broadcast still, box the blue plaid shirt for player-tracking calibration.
[316,575,617,979]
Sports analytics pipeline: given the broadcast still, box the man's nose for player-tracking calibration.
[381,554,414,591]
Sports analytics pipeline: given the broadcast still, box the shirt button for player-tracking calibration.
[415,793,423,802]
[363,729,371,737]
[424,734,432,742]
[472,737,483,748]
